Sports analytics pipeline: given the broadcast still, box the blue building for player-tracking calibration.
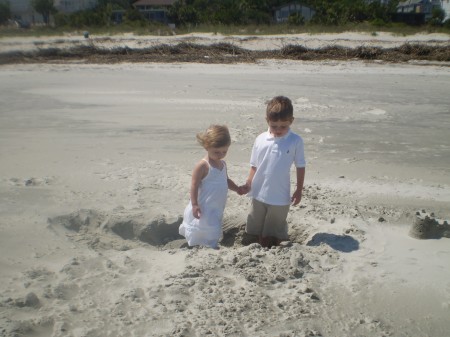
[133,0,175,24]
[397,0,442,21]
[273,2,316,23]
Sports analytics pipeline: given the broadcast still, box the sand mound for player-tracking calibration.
[409,210,450,239]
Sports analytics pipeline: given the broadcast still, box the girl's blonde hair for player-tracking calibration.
[197,125,231,149]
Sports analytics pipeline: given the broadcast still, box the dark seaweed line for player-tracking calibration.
[1,42,449,65]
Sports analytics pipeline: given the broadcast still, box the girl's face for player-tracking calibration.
[267,118,293,137]
[207,145,229,161]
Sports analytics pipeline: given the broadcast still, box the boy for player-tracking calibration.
[242,96,306,248]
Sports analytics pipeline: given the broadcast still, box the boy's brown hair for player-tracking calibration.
[266,96,294,122]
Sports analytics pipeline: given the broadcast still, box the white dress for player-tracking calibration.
[179,159,228,248]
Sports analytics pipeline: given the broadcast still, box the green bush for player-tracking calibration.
[54,13,69,27]
[370,18,387,27]
[0,0,10,25]
[124,8,146,23]
[288,13,305,26]
[432,7,445,23]
[444,19,450,29]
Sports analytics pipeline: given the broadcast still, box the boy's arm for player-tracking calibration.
[242,166,257,193]
[291,167,305,206]
[236,166,256,195]
[246,166,257,185]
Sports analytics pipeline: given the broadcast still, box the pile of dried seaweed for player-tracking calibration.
[1,42,449,64]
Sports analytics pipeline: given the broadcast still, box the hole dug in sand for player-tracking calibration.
[47,209,185,249]
[48,209,261,250]
[47,208,362,250]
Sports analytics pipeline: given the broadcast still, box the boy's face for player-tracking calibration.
[267,118,293,138]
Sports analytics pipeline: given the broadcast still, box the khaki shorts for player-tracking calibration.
[246,198,290,240]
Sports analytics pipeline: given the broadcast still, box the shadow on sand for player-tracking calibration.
[306,233,359,253]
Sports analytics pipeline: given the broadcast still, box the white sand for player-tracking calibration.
[0,33,450,337]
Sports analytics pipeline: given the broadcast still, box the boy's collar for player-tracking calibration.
[266,128,291,140]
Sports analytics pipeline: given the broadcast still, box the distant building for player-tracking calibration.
[133,0,175,23]
[365,0,391,4]
[6,0,36,23]
[397,0,442,21]
[394,0,448,24]
[6,0,98,25]
[54,0,98,14]
[439,0,450,20]
[273,2,315,23]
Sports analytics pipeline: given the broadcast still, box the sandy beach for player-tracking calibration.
[0,32,450,337]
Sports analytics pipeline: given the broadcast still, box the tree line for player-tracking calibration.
[168,0,400,26]
[0,0,448,28]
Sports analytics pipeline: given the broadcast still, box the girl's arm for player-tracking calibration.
[224,161,241,194]
[227,177,240,193]
[190,160,208,219]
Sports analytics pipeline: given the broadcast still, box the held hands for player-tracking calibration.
[192,204,201,219]
[237,183,250,196]
[291,188,303,206]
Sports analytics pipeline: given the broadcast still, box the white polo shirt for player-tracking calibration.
[248,129,305,206]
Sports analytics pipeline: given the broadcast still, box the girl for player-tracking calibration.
[179,125,241,249]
